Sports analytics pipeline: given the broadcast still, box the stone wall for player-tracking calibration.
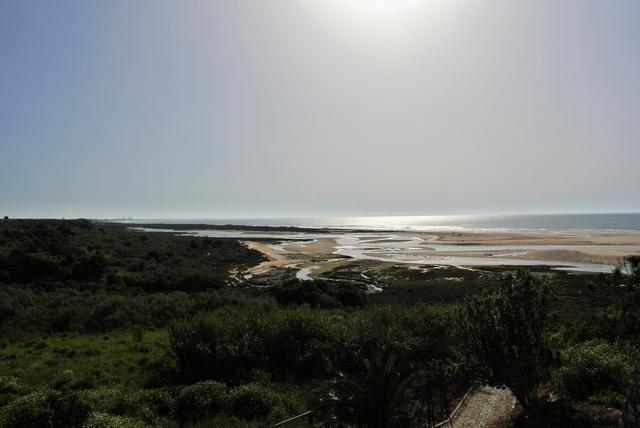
[620,357,640,428]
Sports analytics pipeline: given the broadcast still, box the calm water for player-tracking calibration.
[131,213,640,233]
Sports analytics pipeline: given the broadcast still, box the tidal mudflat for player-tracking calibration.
[129,226,640,316]
[133,226,640,278]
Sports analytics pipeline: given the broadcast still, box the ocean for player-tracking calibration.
[130,213,640,233]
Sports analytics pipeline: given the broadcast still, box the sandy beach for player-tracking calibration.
[422,230,640,246]
[272,230,640,267]
[243,241,301,275]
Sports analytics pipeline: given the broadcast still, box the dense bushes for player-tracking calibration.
[0,389,90,428]
[562,307,640,345]
[176,381,306,425]
[554,258,640,410]
[0,286,276,335]
[78,387,178,426]
[0,219,263,290]
[271,279,367,308]
[83,412,146,428]
[170,308,338,384]
[228,383,300,421]
[170,305,456,387]
[0,382,302,427]
[555,339,634,406]
[176,381,227,424]
[0,377,20,408]
[167,305,456,425]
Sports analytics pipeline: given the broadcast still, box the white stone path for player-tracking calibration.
[442,385,521,428]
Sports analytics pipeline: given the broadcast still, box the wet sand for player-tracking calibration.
[422,230,640,246]
[418,231,640,265]
[274,231,640,266]
[243,241,301,274]
[227,229,640,278]
[280,238,338,255]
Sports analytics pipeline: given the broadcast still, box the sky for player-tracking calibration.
[1,0,639,219]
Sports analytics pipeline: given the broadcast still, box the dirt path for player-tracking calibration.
[446,386,521,428]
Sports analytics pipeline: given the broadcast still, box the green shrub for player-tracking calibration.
[80,387,137,417]
[271,279,367,308]
[176,381,227,423]
[0,389,90,428]
[562,307,640,345]
[0,376,21,395]
[84,412,146,428]
[0,389,52,428]
[555,339,634,405]
[197,414,256,427]
[456,270,552,408]
[0,376,22,408]
[49,391,92,427]
[170,305,454,387]
[79,387,176,424]
[170,308,338,384]
[131,388,177,421]
[228,383,282,419]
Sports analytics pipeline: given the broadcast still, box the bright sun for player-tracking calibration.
[315,0,454,44]
[340,0,424,18]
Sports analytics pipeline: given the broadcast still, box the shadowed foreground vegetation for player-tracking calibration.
[0,219,638,427]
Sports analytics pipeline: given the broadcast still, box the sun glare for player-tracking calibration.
[340,0,424,18]
[314,0,456,46]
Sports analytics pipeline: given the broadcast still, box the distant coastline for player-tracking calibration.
[101,212,640,234]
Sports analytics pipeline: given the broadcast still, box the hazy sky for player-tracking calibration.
[2,0,639,218]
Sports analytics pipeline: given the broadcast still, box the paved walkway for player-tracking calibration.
[446,385,521,428]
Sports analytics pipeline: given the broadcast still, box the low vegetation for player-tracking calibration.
[0,219,637,427]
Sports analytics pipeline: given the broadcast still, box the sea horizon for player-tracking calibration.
[112,212,640,233]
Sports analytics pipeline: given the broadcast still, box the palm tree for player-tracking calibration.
[333,347,419,428]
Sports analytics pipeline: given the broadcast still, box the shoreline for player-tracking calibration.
[117,220,640,237]
[127,223,640,245]
[128,223,640,271]
[243,241,302,275]
[418,230,640,246]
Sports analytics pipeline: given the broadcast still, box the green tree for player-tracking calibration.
[611,257,640,426]
[620,357,640,428]
[555,339,633,406]
[457,270,552,408]
[611,255,640,309]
